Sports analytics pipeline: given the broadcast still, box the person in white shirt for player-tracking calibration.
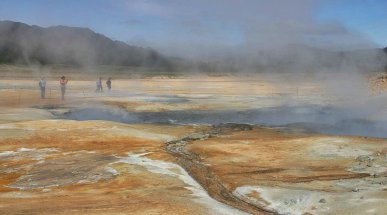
[39,77,46,99]
[96,77,103,93]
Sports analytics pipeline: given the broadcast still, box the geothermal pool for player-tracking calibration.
[60,104,387,138]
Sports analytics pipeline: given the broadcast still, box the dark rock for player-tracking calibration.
[356,155,374,162]
[215,123,253,131]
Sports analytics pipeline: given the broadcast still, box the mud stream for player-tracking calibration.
[165,123,275,215]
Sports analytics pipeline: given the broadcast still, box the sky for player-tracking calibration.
[0,0,386,56]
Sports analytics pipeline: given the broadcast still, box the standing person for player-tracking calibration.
[96,77,103,93]
[106,77,112,91]
[39,77,46,99]
[60,76,68,100]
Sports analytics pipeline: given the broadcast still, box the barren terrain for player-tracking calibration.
[0,75,386,214]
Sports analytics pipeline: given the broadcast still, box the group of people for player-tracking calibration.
[38,76,112,100]
[96,77,112,93]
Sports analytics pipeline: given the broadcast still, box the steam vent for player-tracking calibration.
[1,1,387,215]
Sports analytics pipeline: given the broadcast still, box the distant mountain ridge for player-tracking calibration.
[0,20,386,74]
[0,20,171,67]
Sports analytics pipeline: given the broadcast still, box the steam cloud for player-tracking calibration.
[1,0,386,138]
[121,0,379,58]
[122,0,387,104]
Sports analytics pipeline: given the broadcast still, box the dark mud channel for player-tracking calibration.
[165,123,275,215]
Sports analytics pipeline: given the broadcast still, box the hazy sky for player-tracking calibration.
[1,0,386,55]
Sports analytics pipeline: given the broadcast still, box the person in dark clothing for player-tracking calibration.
[60,76,68,100]
[106,77,112,91]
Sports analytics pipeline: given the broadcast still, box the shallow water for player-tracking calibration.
[59,105,387,138]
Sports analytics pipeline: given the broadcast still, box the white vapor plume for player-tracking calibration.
[119,0,378,59]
